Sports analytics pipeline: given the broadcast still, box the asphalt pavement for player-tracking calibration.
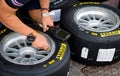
[69,60,120,76]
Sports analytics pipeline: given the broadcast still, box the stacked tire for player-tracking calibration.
[61,2,120,66]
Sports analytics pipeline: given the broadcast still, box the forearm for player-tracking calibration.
[0,15,35,36]
[0,0,35,36]
[39,0,50,12]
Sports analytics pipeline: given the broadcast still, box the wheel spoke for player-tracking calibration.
[102,19,111,24]
[91,14,96,20]
[30,58,38,63]
[79,18,88,23]
[86,15,91,21]
[79,23,88,26]
[23,39,27,47]
[15,41,23,49]
[98,27,110,30]
[36,55,46,59]
[103,24,114,27]
[20,58,30,64]
[99,16,104,21]
[14,57,23,62]
[37,51,49,55]
[7,47,19,53]
[86,25,92,28]
[6,53,19,57]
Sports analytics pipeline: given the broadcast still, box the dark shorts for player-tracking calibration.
[24,0,41,10]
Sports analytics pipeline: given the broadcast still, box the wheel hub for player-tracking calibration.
[88,20,102,29]
[19,47,36,58]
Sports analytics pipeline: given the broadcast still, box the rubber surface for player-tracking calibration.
[61,3,120,66]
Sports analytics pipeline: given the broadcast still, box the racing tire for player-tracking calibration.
[0,31,70,76]
[77,0,107,2]
[50,0,79,10]
[61,3,120,66]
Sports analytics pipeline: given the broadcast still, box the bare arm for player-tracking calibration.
[0,0,36,36]
[0,0,49,50]
[39,0,50,12]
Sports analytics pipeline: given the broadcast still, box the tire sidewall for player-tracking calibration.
[61,3,120,65]
[61,3,120,45]
[50,0,78,10]
[0,32,70,75]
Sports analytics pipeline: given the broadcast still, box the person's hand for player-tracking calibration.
[41,14,54,32]
[102,0,119,8]
[32,33,49,50]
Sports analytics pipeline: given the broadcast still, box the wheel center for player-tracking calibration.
[25,54,31,58]
[88,20,102,29]
[19,47,36,58]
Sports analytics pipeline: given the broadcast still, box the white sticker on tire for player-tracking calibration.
[49,9,61,22]
[97,48,115,62]
[81,47,89,59]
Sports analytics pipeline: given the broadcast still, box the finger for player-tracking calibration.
[41,42,49,51]
[49,22,54,27]
[50,17,54,26]
[50,21,54,26]
[46,46,51,51]
[32,43,39,49]
[43,23,47,32]
[51,22,54,26]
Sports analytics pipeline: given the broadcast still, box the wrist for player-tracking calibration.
[41,12,50,17]
[41,8,49,12]
[27,31,38,42]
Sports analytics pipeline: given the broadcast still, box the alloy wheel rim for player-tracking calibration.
[0,33,55,65]
[74,7,120,32]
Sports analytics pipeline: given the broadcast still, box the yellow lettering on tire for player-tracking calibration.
[79,2,100,5]
[56,43,67,60]
[48,59,55,65]
[0,28,7,35]
[100,30,120,37]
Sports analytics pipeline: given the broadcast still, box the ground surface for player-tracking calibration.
[69,60,120,76]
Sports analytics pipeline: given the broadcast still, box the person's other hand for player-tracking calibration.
[41,15,54,32]
[32,33,49,50]
[102,0,119,8]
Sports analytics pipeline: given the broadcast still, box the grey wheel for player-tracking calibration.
[74,7,120,32]
[0,28,70,76]
[0,32,55,65]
